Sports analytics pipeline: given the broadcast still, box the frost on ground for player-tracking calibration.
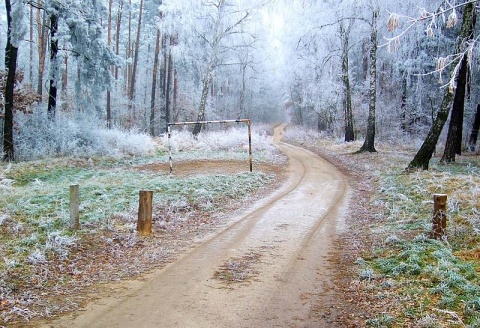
[0,125,284,325]
[284,126,480,327]
[14,110,156,161]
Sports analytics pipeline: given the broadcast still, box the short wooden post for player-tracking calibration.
[70,184,80,230]
[431,194,447,239]
[137,190,153,235]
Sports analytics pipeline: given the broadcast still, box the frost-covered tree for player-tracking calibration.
[3,0,27,161]
[395,2,479,169]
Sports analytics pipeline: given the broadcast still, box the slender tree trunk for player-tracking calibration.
[441,54,469,162]
[114,0,123,81]
[47,11,59,119]
[408,3,475,170]
[192,0,228,136]
[400,75,408,132]
[239,62,247,118]
[36,4,47,96]
[192,61,215,136]
[173,67,178,121]
[468,104,480,151]
[165,37,173,133]
[106,0,113,129]
[358,10,378,153]
[150,28,161,137]
[3,0,17,161]
[128,0,143,122]
[442,9,476,162]
[29,5,34,83]
[126,0,132,95]
[340,22,355,142]
[62,56,69,91]
[160,35,167,99]
[75,63,82,111]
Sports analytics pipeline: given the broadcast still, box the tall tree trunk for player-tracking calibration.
[3,0,18,161]
[192,0,228,136]
[29,5,34,83]
[468,104,480,151]
[106,0,113,129]
[62,56,68,91]
[114,0,123,81]
[160,35,167,99]
[36,4,48,96]
[164,37,173,133]
[407,3,475,170]
[150,28,161,137]
[192,61,215,136]
[239,62,247,118]
[128,0,143,122]
[47,10,59,119]
[126,0,132,95]
[173,67,178,121]
[442,9,476,162]
[340,22,355,142]
[358,10,378,153]
[400,75,408,132]
[441,55,469,162]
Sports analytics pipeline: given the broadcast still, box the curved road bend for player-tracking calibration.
[44,123,350,328]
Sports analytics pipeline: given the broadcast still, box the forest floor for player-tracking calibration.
[33,124,364,327]
[3,125,479,327]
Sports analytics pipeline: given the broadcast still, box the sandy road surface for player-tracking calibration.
[44,124,350,327]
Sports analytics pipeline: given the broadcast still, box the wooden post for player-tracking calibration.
[70,184,80,230]
[137,190,153,235]
[431,194,447,239]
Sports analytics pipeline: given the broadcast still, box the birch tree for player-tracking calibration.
[192,0,251,136]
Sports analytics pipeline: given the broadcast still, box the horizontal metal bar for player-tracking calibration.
[167,119,250,126]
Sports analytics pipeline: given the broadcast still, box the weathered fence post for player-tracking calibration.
[137,190,153,235]
[70,184,80,230]
[431,194,447,239]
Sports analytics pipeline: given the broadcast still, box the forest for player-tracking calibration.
[1,0,479,165]
[1,0,480,326]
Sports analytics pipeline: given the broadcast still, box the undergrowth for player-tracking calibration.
[0,125,281,324]
[284,126,480,327]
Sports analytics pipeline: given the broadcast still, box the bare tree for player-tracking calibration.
[106,0,113,129]
[165,36,174,133]
[47,5,59,119]
[3,0,19,161]
[36,0,48,96]
[150,28,161,136]
[192,0,250,136]
[339,20,355,142]
[128,0,144,121]
[441,8,476,163]
[358,9,378,153]
[407,2,476,170]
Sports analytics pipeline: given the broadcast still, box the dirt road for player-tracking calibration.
[44,124,350,327]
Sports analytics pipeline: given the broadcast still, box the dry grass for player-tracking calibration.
[213,251,263,286]
[284,127,480,327]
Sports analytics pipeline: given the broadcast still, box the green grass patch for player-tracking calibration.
[357,158,480,326]
[0,154,277,274]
